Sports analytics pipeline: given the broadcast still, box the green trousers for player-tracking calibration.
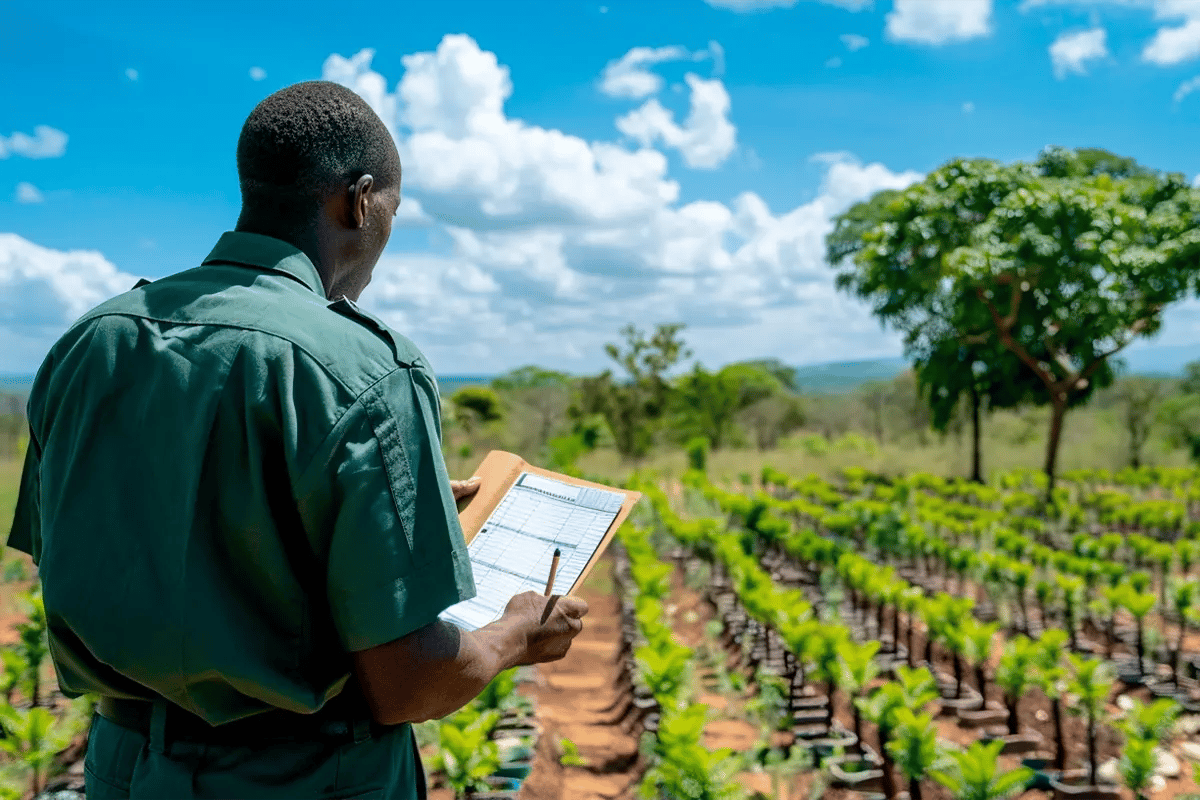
[83,710,427,800]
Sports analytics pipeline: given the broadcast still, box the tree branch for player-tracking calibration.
[976,285,1057,390]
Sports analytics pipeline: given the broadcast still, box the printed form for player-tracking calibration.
[440,472,626,631]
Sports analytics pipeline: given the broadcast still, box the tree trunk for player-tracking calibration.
[1137,618,1146,676]
[1087,717,1098,785]
[880,748,897,800]
[970,383,983,484]
[907,621,916,668]
[853,703,863,748]
[1006,694,1019,736]
[1052,697,1065,771]
[976,666,987,706]
[892,604,901,654]
[1043,397,1067,502]
[953,652,963,698]
[910,776,923,800]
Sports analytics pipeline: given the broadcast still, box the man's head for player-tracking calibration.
[236,80,401,300]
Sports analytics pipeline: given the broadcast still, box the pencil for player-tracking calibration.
[545,548,561,596]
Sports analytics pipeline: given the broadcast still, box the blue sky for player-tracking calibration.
[4,0,1200,375]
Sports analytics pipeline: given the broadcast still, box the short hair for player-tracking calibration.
[236,81,400,223]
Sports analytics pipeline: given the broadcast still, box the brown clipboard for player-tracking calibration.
[455,450,642,596]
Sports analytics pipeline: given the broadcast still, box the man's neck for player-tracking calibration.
[234,217,336,296]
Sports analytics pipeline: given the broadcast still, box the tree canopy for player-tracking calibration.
[831,146,1200,493]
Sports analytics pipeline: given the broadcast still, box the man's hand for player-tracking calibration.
[498,591,589,665]
[451,477,481,501]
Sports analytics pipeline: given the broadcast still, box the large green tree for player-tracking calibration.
[832,147,1200,495]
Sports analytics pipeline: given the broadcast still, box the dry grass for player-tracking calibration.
[0,459,20,544]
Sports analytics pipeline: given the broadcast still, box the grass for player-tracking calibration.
[572,404,1193,486]
[0,460,19,544]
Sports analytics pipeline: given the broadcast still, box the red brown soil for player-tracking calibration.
[516,556,642,800]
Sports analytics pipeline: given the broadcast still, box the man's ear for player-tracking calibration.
[348,174,375,230]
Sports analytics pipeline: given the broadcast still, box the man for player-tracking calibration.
[7,81,587,799]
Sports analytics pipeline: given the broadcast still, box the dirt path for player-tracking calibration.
[517,556,642,800]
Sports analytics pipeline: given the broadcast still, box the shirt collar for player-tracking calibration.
[201,231,327,300]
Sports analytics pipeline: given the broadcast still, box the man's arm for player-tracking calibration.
[353,591,587,725]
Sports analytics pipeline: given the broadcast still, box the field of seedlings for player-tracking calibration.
[13,463,1200,800]
[436,464,1200,800]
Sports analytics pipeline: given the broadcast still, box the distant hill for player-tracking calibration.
[792,358,908,393]
[4,343,1200,402]
[0,374,34,397]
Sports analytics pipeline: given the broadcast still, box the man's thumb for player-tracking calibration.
[560,596,589,619]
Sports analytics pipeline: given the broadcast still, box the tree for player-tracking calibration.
[736,394,805,451]
[831,148,1200,497]
[1114,377,1168,468]
[914,336,1036,483]
[450,386,503,434]
[670,362,783,450]
[575,323,690,463]
[490,366,572,458]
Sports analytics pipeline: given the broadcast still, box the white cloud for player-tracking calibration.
[315,36,925,372]
[1144,16,1200,64]
[963,101,976,113]
[249,66,267,81]
[0,126,68,160]
[707,40,726,77]
[615,73,737,168]
[15,183,43,204]
[1019,0,1200,66]
[125,68,138,81]
[886,0,993,45]
[0,34,929,375]
[826,57,843,67]
[1174,74,1200,101]
[394,196,435,227]
[841,33,870,51]
[0,235,139,369]
[599,46,692,99]
[1050,27,1109,77]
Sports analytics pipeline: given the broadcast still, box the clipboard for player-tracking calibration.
[455,450,641,598]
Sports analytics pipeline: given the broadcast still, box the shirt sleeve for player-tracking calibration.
[302,366,476,653]
[7,434,40,560]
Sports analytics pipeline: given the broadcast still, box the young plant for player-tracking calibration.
[859,683,905,800]
[13,589,46,708]
[1122,586,1157,678]
[888,709,941,800]
[1067,655,1116,786]
[0,704,85,797]
[1119,736,1156,800]
[558,737,589,768]
[930,739,1033,800]
[813,626,849,732]
[962,621,998,707]
[994,637,1039,736]
[837,639,881,747]
[1170,578,1197,684]
[638,704,748,800]
[1035,629,1069,771]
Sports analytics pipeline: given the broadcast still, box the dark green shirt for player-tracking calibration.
[8,231,476,725]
